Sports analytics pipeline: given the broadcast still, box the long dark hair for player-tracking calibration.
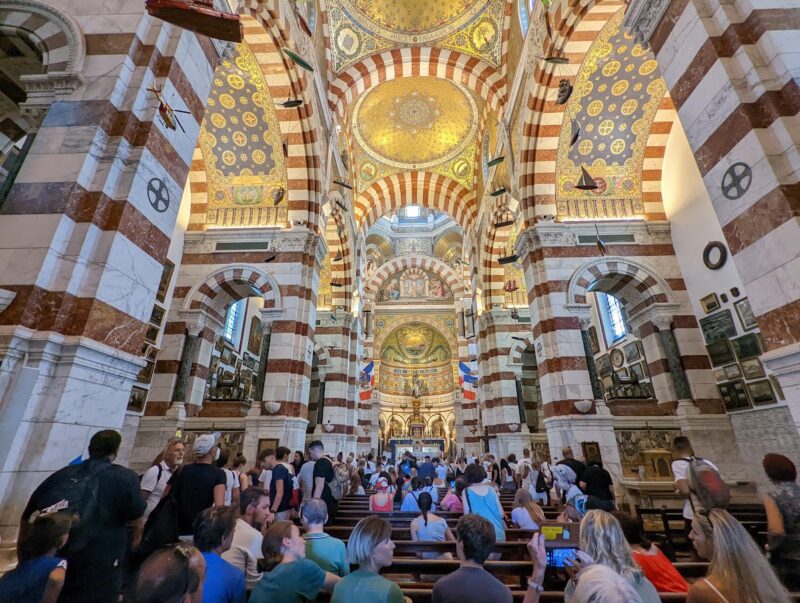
[616,512,652,549]
[394,477,404,503]
[418,492,433,526]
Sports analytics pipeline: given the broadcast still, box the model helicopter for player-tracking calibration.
[147,84,192,133]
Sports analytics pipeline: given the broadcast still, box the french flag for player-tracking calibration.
[459,361,478,401]
[359,362,374,401]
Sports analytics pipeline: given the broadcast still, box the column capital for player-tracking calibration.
[259,308,282,329]
[177,310,217,337]
[628,303,680,334]
[565,303,593,329]
[623,0,672,45]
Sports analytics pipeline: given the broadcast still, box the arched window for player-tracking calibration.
[223,299,245,342]
[518,0,530,34]
[597,292,627,343]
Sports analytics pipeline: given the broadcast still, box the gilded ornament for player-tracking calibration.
[639,60,658,76]
[588,100,604,116]
[220,93,235,109]
[602,60,621,77]
[612,80,629,95]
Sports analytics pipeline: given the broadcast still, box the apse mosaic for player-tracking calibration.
[327,0,505,73]
[555,9,667,218]
[377,268,453,304]
[198,43,288,226]
[351,77,479,192]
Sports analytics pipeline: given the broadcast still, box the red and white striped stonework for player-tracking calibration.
[363,256,466,302]
[481,206,520,309]
[639,0,800,368]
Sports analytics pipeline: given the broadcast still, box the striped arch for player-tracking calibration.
[508,334,535,366]
[324,207,355,312]
[363,255,465,301]
[356,172,477,235]
[184,264,282,323]
[0,0,85,73]
[517,0,626,225]
[481,204,521,308]
[327,47,506,120]
[567,256,674,319]
[642,94,678,221]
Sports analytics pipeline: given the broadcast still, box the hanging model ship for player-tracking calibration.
[145,0,243,43]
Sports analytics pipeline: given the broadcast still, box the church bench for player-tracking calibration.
[325,525,540,542]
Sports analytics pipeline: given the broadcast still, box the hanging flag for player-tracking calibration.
[459,361,479,384]
[362,361,374,375]
[460,375,477,401]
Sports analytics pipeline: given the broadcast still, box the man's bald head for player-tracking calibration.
[562,446,574,459]
[134,545,205,603]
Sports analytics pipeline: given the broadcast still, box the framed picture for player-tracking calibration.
[713,368,727,382]
[144,325,159,344]
[746,380,775,406]
[706,339,735,367]
[610,348,625,369]
[595,354,612,376]
[245,355,256,369]
[601,375,614,390]
[221,369,235,382]
[734,297,757,331]
[581,442,602,464]
[137,361,155,384]
[723,364,742,380]
[209,355,219,374]
[146,346,159,361]
[700,310,738,343]
[700,293,720,314]
[156,260,175,303]
[630,362,646,382]
[769,376,785,401]
[615,367,629,379]
[221,347,234,365]
[215,337,225,352]
[740,358,765,380]
[258,438,279,457]
[247,316,263,356]
[731,333,761,360]
[149,305,165,326]
[623,341,641,363]
[128,386,148,412]
[717,380,750,411]
[588,326,600,354]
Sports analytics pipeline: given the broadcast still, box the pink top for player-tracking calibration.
[370,493,394,512]
[440,493,463,513]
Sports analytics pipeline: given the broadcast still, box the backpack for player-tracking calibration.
[26,461,111,553]
[329,462,351,500]
[684,456,730,512]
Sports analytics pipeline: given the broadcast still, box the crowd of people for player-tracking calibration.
[1,430,798,603]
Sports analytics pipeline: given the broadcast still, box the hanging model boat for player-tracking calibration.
[145,0,243,43]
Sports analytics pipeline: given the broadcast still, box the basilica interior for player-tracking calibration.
[0,0,798,552]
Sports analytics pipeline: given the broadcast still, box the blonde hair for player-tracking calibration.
[579,510,642,581]
[346,515,392,565]
[513,488,545,525]
[573,565,643,603]
[261,520,295,571]
[695,510,791,603]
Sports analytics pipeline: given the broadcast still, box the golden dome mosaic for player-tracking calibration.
[352,77,478,171]
[344,0,485,41]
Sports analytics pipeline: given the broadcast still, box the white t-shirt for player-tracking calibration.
[435,465,447,482]
[511,507,540,530]
[140,461,173,519]
[258,468,272,492]
[366,460,376,474]
[298,461,316,501]
[517,457,533,477]
[369,472,381,487]
[222,467,240,506]
[672,457,719,520]
[221,518,263,589]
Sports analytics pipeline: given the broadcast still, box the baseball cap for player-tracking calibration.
[193,432,221,456]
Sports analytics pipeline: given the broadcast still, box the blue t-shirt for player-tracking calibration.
[249,559,325,603]
[269,463,293,513]
[0,556,65,602]
[202,552,245,603]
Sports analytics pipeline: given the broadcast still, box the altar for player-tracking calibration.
[388,438,445,461]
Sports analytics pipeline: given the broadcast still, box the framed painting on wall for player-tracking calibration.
[731,333,761,360]
[609,348,625,369]
[581,441,602,464]
[128,386,148,412]
[258,438,279,457]
[699,310,738,343]
[150,305,165,326]
[247,316,263,356]
[733,298,757,331]
[717,380,750,412]
[706,339,735,367]
[740,358,765,380]
[595,354,612,376]
[700,293,720,314]
[156,260,175,303]
[723,364,742,380]
[713,368,727,382]
[747,380,775,406]
[630,362,646,382]
[623,341,641,363]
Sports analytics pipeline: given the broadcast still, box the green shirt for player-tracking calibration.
[331,568,405,603]
[248,559,325,603]
[304,533,350,577]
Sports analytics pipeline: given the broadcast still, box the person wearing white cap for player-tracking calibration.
[162,432,227,538]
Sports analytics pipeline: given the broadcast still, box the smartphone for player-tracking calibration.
[450,480,456,489]
[546,548,577,568]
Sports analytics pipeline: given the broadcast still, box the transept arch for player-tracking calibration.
[363,255,465,302]
[183,264,282,323]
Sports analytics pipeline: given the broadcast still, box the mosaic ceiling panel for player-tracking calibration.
[433,228,464,268]
[328,0,505,73]
[556,9,666,217]
[351,77,479,191]
[198,43,287,226]
[377,268,453,304]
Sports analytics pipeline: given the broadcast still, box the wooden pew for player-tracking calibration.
[324,525,539,542]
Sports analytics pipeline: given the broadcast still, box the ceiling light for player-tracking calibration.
[511,336,526,341]
[296,13,312,36]
[264,255,276,263]
[336,200,348,212]
[576,165,599,191]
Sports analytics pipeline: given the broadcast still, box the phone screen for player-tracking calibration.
[450,480,456,489]
[546,548,577,568]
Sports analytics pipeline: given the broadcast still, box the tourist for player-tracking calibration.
[489,455,501,486]
[20,430,145,603]
[302,499,349,577]
[423,475,440,505]
[500,456,517,492]
[616,513,688,593]
[524,461,550,506]
[350,471,365,495]
[410,492,455,559]
[164,432,226,538]
[365,453,376,479]
[140,438,184,521]
[232,454,249,491]
[331,516,404,603]
[217,447,241,507]
[398,451,417,477]
[671,436,718,533]
[462,463,506,543]
[292,450,305,477]
[431,514,512,603]
[553,464,586,522]
[221,487,272,590]
[516,448,534,483]
[440,478,466,513]
[133,544,205,603]
[401,477,432,513]
[418,455,436,481]
[571,564,644,603]
[193,506,245,603]
[688,508,791,603]
[453,457,467,479]
[580,459,615,511]
[247,449,272,488]
[762,453,800,589]
[563,510,659,602]
[557,446,586,484]
[249,520,339,602]
[369,477,395,512]
[257,448,276,492]
[310,440,339,522]
[393,476,406,505]
[297,451,316,503]
[511,488,545,530]
[269,446,294,520]
[434,457,448,485]
[369,462,384,487]
[0,512,71,601]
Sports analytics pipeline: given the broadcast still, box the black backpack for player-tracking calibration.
[26,461,111,553]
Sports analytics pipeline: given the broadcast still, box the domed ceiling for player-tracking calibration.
[378,321,455,396]
[327,0,505,73]
[350,77,479,191]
